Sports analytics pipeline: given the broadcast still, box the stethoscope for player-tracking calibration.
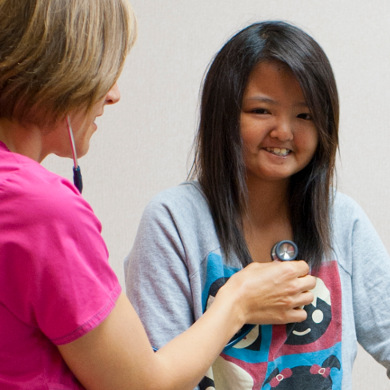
[271,240,298,262]
[66,116,83,193]
[224,240,298,349]
[152,240,299,352]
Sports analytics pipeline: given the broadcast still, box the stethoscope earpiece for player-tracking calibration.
[271,240,298,261]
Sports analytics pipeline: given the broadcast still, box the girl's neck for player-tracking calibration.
[243,178,292,262]
[245,178,290,228]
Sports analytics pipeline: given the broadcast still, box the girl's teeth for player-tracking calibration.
[266,147,289,156]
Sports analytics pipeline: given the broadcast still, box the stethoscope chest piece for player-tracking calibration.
[271,240,298,261]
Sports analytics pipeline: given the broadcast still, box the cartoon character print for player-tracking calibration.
[285,278,332,345]
[263,355,341,389]
[205,277,262,350]
[201,255,342,390]
[202,277,266,389]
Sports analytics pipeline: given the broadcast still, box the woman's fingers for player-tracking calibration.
[227,260,317,325]
[284,307,309,323]
[290,260,311,277]
[299,274,317,291]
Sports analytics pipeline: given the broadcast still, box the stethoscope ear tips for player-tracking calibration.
[271,240,298,261]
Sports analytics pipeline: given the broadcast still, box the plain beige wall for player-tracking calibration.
[43,0,390,388]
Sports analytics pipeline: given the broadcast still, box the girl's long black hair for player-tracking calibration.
[190,21,339,270]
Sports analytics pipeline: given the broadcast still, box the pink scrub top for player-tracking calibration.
[0,142,121,389]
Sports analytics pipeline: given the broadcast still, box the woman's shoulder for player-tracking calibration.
[0,151,95,228]
[0,152,107,276]
[1,151,78,197]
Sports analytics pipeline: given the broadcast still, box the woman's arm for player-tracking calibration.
[59,260,314,390]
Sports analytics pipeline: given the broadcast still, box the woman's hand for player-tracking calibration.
[215,260,316,328]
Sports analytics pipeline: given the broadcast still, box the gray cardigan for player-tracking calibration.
[125,181,390,389]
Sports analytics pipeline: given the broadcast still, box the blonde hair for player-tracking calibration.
[0,0,137,125]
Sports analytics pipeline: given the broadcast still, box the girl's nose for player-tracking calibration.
[269,118,293,141]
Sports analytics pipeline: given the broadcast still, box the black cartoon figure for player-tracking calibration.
[286,277,332,345]
[199,373,216,390]
[205,277,229,309]
[206,277,263,351]
[263,355,341,389]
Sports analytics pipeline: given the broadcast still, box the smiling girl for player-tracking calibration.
[125,21,390,389]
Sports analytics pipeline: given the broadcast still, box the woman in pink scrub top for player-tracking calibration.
[0,1,316,389]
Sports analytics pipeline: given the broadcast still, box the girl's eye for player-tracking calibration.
[297,113,312,120]
[251,108,269,115]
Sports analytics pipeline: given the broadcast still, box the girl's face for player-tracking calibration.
[240,60,318,187]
